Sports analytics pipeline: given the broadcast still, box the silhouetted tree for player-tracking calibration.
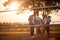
[3,0,60,19]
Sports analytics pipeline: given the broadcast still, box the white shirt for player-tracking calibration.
[36,16,42,21]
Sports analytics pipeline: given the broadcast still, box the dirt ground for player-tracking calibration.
[0,32,59,40]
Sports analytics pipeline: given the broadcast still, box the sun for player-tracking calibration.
[6,2,20,10]
[0,1,34,24]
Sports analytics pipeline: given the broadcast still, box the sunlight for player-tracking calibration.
[1,0,8,3]
[6,2,20,10]
[0,10,33,24]
[2,1,33,24]
[0,0,60,24]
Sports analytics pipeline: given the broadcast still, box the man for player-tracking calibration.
[28,13,36,38]
[35,13,42,34]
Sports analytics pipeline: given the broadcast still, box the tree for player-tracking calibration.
[3,0,60,19]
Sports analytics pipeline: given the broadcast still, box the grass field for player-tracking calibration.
[0,25,60,40]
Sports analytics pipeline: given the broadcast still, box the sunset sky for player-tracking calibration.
[0,0,60,24]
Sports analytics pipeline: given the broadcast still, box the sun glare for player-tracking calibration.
[6,2,20,10]
[1,0,8,3]
[4,1,34,24]
[0,0,34,24]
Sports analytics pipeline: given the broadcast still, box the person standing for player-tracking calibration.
[44,16,51,37]
[35,13,42,34]
[28,13,36,38]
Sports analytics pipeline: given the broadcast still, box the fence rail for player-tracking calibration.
[0,24,60,28]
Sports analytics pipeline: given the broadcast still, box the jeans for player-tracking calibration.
[30,27,34,36]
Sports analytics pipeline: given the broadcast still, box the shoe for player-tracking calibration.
[31,36,35,38]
